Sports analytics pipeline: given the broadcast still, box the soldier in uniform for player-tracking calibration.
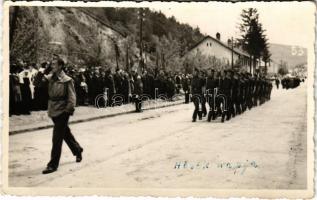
[244,73,251,110]
[259,76,265,105]
[231,71,240,117]
[253,74,260,107]
[205,69,217,121]
[214,70,223,120]
[190,68,203,122]
[200,70,207,117]
[238,73,245,114]
[268,78,273,100]
[220,69,233,122]
[241,72,247,111]
[249,73,255,110]
[42,57,83,174]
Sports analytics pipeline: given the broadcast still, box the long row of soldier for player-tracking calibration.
[190,68,273,123]
[9,61,189,116]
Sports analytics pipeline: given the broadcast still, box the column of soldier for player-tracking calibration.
[9,60,189,116]
[190,67,273,123]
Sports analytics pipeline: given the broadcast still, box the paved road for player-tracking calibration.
[9,83,307,189]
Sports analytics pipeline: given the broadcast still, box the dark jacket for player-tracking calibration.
[191,75,203,95]
[206,76,217,93]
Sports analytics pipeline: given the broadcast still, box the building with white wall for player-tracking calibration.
[183,34,251,72]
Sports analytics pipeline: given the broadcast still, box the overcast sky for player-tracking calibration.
[148,1,315,49]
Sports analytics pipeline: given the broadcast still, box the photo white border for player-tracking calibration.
[1,1,315,198]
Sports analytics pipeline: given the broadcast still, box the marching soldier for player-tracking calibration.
[200,70,207,117]
[268,79,273,100]
[214,71,223,120]
[238,73,246,114]
[206,69,217,122]
[220,70,233,122]
[244,73,252,110]
[253,74,260,107]
[191,68,204,122]
[231,71,240,117]
[259,76,265,105]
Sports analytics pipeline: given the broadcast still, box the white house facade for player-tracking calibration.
[184,35,251,71]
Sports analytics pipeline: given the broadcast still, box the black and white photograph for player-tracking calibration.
[2,1,315,198]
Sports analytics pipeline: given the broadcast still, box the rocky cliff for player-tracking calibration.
[10,6,131,69]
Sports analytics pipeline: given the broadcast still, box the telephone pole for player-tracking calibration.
[138,8,145,73]
[231,37,234,69]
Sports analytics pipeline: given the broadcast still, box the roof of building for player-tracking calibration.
[185,35,250,58]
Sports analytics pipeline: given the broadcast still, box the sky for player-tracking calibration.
[147,1,315,49]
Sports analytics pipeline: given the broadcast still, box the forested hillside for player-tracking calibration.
[10,6,204,72]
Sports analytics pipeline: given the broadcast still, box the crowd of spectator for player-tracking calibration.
[9,60,190,116]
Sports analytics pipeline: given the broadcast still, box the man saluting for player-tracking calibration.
[42,56,83,174]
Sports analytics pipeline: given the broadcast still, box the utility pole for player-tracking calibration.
[231,37,234,69]
[138,8,145,73]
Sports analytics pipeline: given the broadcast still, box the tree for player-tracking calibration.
[238,8,270,74]
[261,42,271,74]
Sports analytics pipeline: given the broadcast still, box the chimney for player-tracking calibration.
[216,32,221,40]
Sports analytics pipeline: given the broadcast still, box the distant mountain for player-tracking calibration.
[269,43,307,69]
